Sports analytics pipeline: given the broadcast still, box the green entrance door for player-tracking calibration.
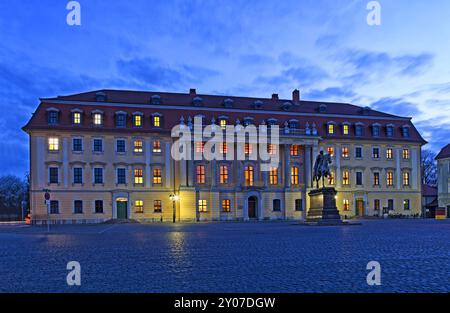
[117,201,128,219]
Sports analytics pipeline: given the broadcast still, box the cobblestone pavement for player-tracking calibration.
[0,219,449,292]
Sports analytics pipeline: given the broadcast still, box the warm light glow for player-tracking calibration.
[48,137,59,151]
[93,113,102,125]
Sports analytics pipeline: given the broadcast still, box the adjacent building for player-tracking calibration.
[436,144,450,217]
[23,89,426,224]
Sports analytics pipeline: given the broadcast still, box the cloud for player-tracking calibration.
[305,87,356,101]
[370,97,421,117]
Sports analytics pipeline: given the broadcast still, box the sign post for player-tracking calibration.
[43,189,51,232]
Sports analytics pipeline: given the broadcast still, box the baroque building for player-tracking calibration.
[23,89,426,224]
[436,144,450,217]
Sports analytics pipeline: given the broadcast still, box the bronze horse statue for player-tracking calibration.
[313,151,332,189]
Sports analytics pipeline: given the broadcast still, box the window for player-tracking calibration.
[374,199,380,211]
[355,124,364,136]
[94,168,103,184]
[135,200,144,213]
[73,167,83,184]
[356,172,363,186]
[116,113,126,127]
[373,172,380,186]
[220,119,227,130]
[245,143,253,155]
[196,165,205,184]
[273,199,281,211]
[342,170,350,185]
[133,114,142,127]
[386,148,393,159]
[403,199,410,210]
[290,145,299,156]
[269,167,278,185]
[372,125,380,137]
[219,165,228,184]
[402,149,410,160]
[48,137,59,151]
[93,139,103,153]
[153,115,161,127]
[49,167,58,184]
[372,147,380,159]
[388,199,394,211]
[95,200,103,214]
[74,200,83,214]
[386,125,394,137]
[153,140,161,153]
[198,200,207,212]
[328,171,335,185]
[343,199,350,211]
[402,126,410,138]
[93,113,102,125]
[50,200,59,214]
[134,140,143,153]
[48,111,59,124]
[295,199,303,211]
[134,168,143,184]
[220,143,228,154]
[291,166,299,185]
[268,144,277,155]
[342,147,349,158]
[403,172,410,186]
[196,141,205,153]
[117,168,126,184]
[355,147,363,159]
[245,166,254,186]
[73,112,81,125]
[343,124,349,135]
[327,147,334,157]
[73,138,83,152]
[154,200,162,213]
[328,123,335,135]
[387,171,394,186]
[153,168,162,185]
[116,139,126,153]
[222,199,231,212]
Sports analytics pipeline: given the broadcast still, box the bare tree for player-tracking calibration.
[421,149,437,186]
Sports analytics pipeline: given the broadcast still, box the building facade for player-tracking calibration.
[436,144,450,217]
[23,89,426,224]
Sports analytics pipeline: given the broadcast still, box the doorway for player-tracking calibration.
[248,196,257,219]
[356,199,364,217]
[116,199,128,219]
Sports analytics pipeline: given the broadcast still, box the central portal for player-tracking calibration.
[248,196,257,219]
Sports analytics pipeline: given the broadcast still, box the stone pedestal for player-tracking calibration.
[307,187,343,225]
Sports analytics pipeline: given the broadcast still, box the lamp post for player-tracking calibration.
[169,194,179,223]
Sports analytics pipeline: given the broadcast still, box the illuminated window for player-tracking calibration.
[343,199,350,211]
[372,147,380,159]
[220,119,227,130]
[73,112,81,124]
[291,166,299,185]
[328,171,335,185]
[198,199,207,212]
[403,199,410,210]
[153,115,161,127]
[290,145,299,156]
[153,168,162,185]
[219,165,228,184]
[342,147,349,158]
[196,141,205,153]
[154,200,162,213]
[245,166,254,186]
[134,140,143,153]
[402,149,410,160]
[386,148,393,159]
[222,199,231,212]
[196,165,205,184]
[269,167,278,185]
[134,115,142,127]
[245,143,253,155]
[220,143,228,154]
[93,113,102,125]
[48,137,59,151]
[374,172,380,186]
[153,140,161,153]
[268,144,277,155]
[135,200,144,213]
[343,124,349,135]
[403,172,410,186]
[387,171,394,186]
[134,168,143,184]
[328,123,334,135]
[342,170,350,185]
[327,147,334,157]
[374,199,380,211]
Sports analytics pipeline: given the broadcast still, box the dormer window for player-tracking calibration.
[71,109,83,125]
[152,113,162,128]
[243,117,254,127]
[281,102,292,111]
[223,98,233,108]
[192,96,203,107]
[402,125,410,138]
[151,95,161,105]
[46,108,60,125]
[289,119,299,129]
[253,100,263,109]
[95,91,107,102]
[92,110,103,126]
[267,118,277,127]
[355,123,364,136]
[372,124,381,137]
[218,116,228,130]
[133,112,143,127]
[386,124,394,137]
[342,122,350,135]
[327,122,336,135]
[115,112,127,128]
[362,106,371,115]
[319,103,327,113]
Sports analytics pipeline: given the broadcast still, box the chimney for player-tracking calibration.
[271,93,279,100]
[189,88,197,96]
[292,89,300,102]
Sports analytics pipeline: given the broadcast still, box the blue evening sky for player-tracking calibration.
[0,0,449,176]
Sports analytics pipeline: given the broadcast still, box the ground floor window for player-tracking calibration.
[343,199,350,211]
[388,199,394,211]
[198,199,208,212]
[50,200,59,214]
[154,200,162,213]
[222,199,231,212]
[273,199,281,211]
[295,199,303,211]
[374,199,380,212]
[403,199,410,211]
[95,200,103,214]
[135,200,144,213]
[74,200,83,214]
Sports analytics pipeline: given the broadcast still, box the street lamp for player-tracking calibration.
[169,194,180,223]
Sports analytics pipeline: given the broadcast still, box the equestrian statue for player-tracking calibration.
[313,150,332,189]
